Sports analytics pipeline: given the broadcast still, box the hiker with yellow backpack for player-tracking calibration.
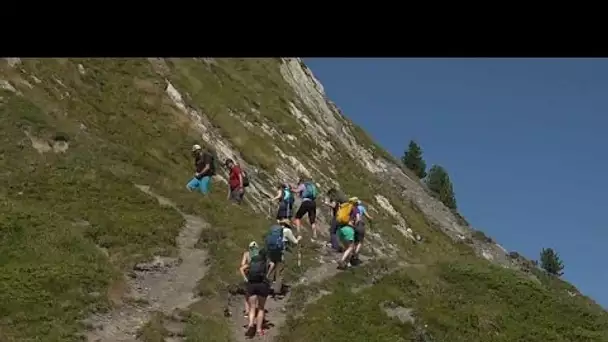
[335,197,360,270]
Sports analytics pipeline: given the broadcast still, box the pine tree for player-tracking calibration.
[425,165,457,209]
[401,140,427,178]
[539,247,565,276]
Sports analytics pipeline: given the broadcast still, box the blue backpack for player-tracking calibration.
[265,225,285,252]
[302,181,318,200]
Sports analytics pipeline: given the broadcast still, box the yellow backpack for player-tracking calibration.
[336,202,354,225]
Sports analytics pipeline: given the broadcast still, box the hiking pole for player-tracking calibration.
[297,243,302,268]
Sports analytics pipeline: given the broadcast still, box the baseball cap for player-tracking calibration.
[248,241,258,248]
[192,144,202,152]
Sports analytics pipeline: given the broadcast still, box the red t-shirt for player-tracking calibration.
[229,165,242,190]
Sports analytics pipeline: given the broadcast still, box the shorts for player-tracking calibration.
[276,202,293,220]
[246,282,270,298]
[338,225,355,243]
[186,176,211,194]
[295,199,317,224]
[268,249,284,263]
[230,187,245,204]
[354,221,365,243]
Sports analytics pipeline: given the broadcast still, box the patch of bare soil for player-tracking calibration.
[85,185,209,342]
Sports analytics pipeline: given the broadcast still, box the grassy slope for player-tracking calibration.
[0,58,606,342]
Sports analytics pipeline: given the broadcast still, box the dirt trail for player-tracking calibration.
[86,185,209,342]
[226,247,359,342]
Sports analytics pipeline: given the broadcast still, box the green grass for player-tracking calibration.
[0,58,606,342]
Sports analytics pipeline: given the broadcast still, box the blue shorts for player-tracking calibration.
[186,176,211,194]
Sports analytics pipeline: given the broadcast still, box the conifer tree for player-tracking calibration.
[425,164,457,209]
[540,247,565,276]
[401,140,427,178]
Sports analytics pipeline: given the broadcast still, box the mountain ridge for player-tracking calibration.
[0,57,606,342]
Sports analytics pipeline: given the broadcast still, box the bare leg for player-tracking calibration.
[256,296,267,334]
[294,218,302,235]
[247,295,257,328]
[244,296,250,317]
[311,222,318,239]
[340,242,354,263]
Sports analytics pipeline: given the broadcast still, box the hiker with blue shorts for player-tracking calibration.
[186,144,215,194]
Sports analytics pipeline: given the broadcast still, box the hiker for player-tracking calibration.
[335,197,360,270]
[240,241,260,318]
[272,182,294,222]
[323,188,347,252]
[352,199,373,265]
[186,144,215,194]
[240,248,272,338]
[265,220,302,297]
[225,158,246,204]
[292,177,319,240]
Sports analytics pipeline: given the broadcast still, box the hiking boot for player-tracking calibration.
[245,325,256,338]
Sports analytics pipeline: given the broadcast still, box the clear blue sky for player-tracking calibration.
[304,58,608,308]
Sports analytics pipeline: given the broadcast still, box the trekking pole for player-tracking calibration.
[297,243,302,268]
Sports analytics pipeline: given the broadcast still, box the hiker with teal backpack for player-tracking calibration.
[265,220,301,298]
[292,177,319,240]
[272,182,295,222]
[239,247,272,338]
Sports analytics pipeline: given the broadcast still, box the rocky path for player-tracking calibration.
[226,243,369,342]
[85,185,209,342]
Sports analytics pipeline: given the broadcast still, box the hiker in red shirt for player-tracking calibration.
[225,158,246,204]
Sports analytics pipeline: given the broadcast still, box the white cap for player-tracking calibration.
[192,144,202,152]
[248,241,258,248]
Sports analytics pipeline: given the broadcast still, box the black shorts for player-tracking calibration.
[246,282,270,298]
[354,221,366,243]
[276,202,293,220]
[268,249,283,263]
[295,199,317,224]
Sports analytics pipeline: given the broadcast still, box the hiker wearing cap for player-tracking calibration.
[292,177,319,240]
[323,188,348,252]
[265,219,302,297]
[240,248,272,338]
[240,241,260,318]
[186,144,215,194]
[272,182,295,221]
[225,158,246,204]
[352,199,373,266]
[335,197,360,270]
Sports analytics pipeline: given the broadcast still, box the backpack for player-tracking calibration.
[265,225,285,252]
[336,202,355,225]
[206,150,217,176]
[241,170,250,187]
[282,187,294,205]
[247,254,267,283]
[302,181,318,200]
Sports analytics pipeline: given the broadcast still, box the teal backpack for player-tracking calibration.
[282,187,294,205]
[302,181,318,200]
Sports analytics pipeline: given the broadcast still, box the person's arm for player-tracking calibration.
[266,261,276,278]
[364,211,373,220]
[240,252,248,268]
[199,154,211,175]
[236,166,243,189]
[284,228,300,245]
[272,189,282,202]
[323,198,336,208]
[239,263,248,282]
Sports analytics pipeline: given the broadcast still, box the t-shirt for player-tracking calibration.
[195,151,214,177]
[229,165,243,190]
[356,204,366,222]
